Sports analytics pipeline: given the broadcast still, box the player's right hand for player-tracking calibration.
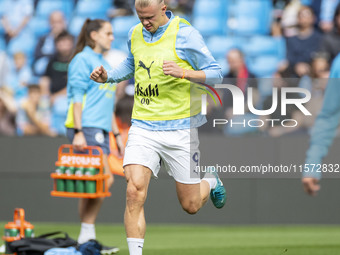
[90,65,108,83]
[73,132,87,151]
[302,177,320,196]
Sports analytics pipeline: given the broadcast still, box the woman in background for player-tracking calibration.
[65,18,123,254]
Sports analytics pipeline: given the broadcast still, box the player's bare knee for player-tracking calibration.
[181,200,201,215]
[126,181,147,204]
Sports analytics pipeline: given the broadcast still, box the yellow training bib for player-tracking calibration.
[131,16,202,121]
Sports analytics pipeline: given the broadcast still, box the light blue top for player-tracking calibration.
[6,62,32,101]
[304,53,340,179]
[3,0,34,28]
[320,0,340,23]
[107,11,222,130]
[66,46,116,132]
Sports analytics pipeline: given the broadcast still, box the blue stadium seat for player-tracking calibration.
[69,14,108,37]
[75,0,112,17]
[111,16,140,38]
[192,0,228,37]
[68,16,87,37]
[216,57,229,76]
[27,16,50,37]
[247,56,280,77]
[193,16,226,37]
[257,78,276,99]
[35,0,74,19]
[7,32,37,59]
[207,36,246,59]
[0,0,10,35]
[0,0,6,16]
[0,24,4,36]
[0,36,6,51]
[300,0,312,5]
[111,37,129,54]
[193,0,228,18]
[227,0,273,36]
[0,0,10,17]
[243,36,286,60]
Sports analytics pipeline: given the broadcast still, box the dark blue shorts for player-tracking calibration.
[66,127,110,155]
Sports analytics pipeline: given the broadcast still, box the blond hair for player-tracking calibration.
[135,0,164,8]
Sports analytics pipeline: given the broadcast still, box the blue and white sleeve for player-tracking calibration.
[179,26,223,85]
[304,54,340,179]
[68,55,90,103]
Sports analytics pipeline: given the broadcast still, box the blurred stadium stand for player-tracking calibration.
[68,15,87,37]
[74,0,111,17]
[26,16,50,37]
[111,15,140,38]
[111,36,129,54]
[0,0,324,137]
[227,0,273,36]
[192,0,228,36]
[0,0,8,18]
[7,32,37,62]
[244,36,286,60]
[35,0,74,19]
[0,36,5,51]
[247,55,281,78]
[0,0,284,77]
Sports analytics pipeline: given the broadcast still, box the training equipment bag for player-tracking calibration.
[8,231,77,255]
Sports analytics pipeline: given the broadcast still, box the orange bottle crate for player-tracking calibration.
[2,208,34,255]
[51,145,111,198]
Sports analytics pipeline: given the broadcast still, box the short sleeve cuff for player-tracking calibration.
[73,94,84,103]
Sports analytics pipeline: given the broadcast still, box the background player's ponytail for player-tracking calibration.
[71,18,107,59]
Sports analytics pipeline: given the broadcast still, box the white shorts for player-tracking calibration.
[123,126,201,184]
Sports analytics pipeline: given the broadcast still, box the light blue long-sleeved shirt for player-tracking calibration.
[66,46,116,132]
[107,11,222,130]
[320,0,340,23]
[304,53,340,179]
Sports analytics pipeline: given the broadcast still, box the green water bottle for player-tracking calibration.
[75,167,85,193]
[56,166,66,191]
[24,222,34,237]
[25,228,34,237]
[65,166,76,192]
[4,228,19,237]
[4,223,19,254]
[4,224,19,238]
[85,167,98,193]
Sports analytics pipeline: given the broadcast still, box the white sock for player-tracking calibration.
[127,238,144,255]
[202,177,217,190]
[78,223,96,244]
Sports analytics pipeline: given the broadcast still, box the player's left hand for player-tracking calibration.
[302,177,320,196]
[106,172,114,189]
[115,135,125,157]
[163,60,184,78]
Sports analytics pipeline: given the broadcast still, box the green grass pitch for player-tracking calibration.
[1,223,340,255]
